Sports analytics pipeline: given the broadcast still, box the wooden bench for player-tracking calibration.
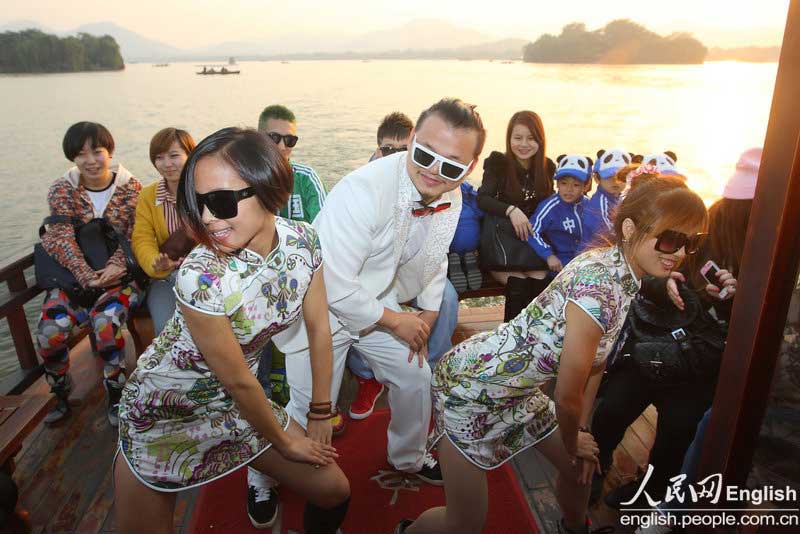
[0,393,55,524]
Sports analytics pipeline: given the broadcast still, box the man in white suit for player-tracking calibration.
[270,98,486,487]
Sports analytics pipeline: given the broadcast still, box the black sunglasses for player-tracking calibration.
[379,145,408,157]
[654,229,707,255]
[196,187,255,219]
[266,132,299,148]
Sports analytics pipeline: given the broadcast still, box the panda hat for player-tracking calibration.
[594,149,633,180]
[554,154,593,183]
[642,151,679,175]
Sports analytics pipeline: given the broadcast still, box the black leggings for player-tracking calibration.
[591,361,715,496]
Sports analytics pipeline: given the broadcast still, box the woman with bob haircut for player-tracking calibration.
[36,121,142,426]
[114,127,350,534]
[399,176,708,534]
[477,110,556,321]
[132,127,197,336]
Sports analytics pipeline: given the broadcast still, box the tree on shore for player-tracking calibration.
[523,19,707,64]
[0,29,124,73]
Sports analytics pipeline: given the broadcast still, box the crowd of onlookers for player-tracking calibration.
[32,99,780,534]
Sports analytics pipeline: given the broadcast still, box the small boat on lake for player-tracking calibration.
[197,66,240,75]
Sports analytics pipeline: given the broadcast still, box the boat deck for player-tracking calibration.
[12,305,654,533]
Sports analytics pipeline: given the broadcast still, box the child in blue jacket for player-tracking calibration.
[528,154,592,274]
[581,148,633,247]
[448,181,485,292]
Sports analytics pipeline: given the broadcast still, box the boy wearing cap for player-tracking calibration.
[582,148,632,246]
[528,154,593,274]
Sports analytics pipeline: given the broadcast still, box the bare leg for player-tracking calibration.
[113,455,176,534]
[250,419,350,509]
[407,438,487,534]
[534,428,590,530]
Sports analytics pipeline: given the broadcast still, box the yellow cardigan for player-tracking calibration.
[132,181,172,279]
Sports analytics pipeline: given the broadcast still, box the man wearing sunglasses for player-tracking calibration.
[369,111,413,162]
[257,104,327,223]
[276,98,485,487]
[249,104,329,528]
[346,110,460,429]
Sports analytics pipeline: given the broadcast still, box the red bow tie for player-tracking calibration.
[411,202,451,217]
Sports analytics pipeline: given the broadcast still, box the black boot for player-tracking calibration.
[303,497,350,534]
[104,371,126,427]
[503,276,533,322]
[525,277,550,303]
[44,373,72,424]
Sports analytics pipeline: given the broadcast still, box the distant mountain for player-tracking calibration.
[706,46,780,62]
[72,22,181,61]
[0,18,518,61]
[342,18,494,52]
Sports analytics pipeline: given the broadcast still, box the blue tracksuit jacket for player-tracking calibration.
[527,193,587,267]
[581,187,620,248]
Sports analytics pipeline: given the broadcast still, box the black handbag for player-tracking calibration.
[479,214,548,271]
[620,283,727,384]
[34,215,147,308]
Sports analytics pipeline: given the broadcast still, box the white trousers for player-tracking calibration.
[285,326,432,472]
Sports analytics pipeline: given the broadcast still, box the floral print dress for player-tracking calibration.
[430,246,640,469]
[118,218,322,491]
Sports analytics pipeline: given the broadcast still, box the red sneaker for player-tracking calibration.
[348,377,385,420]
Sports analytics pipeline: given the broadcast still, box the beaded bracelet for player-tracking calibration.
[307,412,336,421]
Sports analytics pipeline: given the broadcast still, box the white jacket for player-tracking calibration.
[272,152,462,353]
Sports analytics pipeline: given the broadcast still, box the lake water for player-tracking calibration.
[0,59,779,379]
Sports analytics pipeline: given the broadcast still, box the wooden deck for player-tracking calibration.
[11,304,656,533]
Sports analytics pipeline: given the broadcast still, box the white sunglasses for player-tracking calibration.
[410,136,473,181]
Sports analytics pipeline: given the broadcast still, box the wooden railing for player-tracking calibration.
[0,251,46,394]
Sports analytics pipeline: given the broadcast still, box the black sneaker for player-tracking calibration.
[604,478,647,510]
[247,485,279,529]
[44,374,72,425]
[104,372,125,427]
[395,518,414,533]
[447,252,468,292]
[415,452,444,486]
[464,251,483,291]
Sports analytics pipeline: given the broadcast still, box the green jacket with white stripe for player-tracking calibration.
[279,161,327,223]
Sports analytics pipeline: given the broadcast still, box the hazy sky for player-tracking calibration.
[1,0,789,49]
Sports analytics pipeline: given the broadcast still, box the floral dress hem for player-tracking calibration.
[428,419,560,471]
[116,415,291,493]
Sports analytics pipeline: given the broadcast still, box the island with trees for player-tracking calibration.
[523,19,707,64]
[0,29,124,73]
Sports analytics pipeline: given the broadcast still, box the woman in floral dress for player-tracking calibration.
[402,176,709,534]
[113,128,349,534]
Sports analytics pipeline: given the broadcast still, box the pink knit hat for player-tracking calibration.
[722,147,762,200]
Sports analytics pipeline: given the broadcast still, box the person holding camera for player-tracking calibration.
[132,128,197,336]
[35,121,143,426]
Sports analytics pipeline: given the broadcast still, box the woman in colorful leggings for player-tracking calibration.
[36,121,142,426]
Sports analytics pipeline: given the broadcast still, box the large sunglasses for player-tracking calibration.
[266,132,299,148]
[410,136,473,182]
[379,145,408,157]
[654,229,707,255]
[196,187,255,219]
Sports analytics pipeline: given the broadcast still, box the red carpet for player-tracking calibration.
[190,410,539,533]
